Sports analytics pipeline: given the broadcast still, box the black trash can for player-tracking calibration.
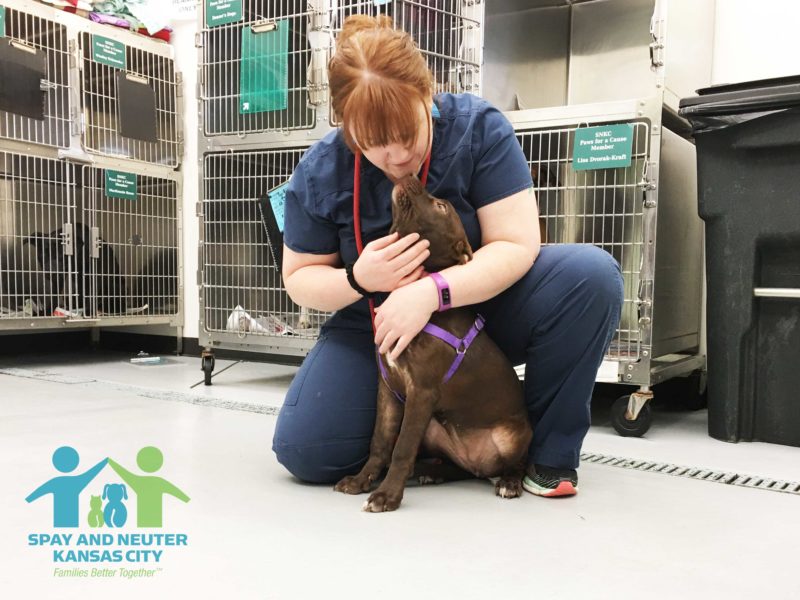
[680,76,800,447]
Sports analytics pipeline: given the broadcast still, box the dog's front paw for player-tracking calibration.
[495,476,523,499]
[362,489,402,512]
[334,474,372,495]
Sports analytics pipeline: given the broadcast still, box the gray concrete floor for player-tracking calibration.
[1,350,799,599]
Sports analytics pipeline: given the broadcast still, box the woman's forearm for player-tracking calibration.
[437,241,538,308]
[284,264,363,312]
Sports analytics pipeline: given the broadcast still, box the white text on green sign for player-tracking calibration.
[92,36,127,70]
[106,171,137,200]
[206,0,243,28]
[573,124,634,171]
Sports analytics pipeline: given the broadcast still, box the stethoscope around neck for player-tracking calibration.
[352,149,432,333]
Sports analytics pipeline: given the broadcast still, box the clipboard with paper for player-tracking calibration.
[239,19,289,114]
[257,182,288,269]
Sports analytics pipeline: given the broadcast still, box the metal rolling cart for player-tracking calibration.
[197,0,485,384]
[485,0,715,435]
[0,0,183,342]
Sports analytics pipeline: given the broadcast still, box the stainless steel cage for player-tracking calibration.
[508,98,705,431]
[0,3,71,149]
[519,120,650,363]
[335,0,482,94]
[0,148,182,330]
[79,166,181,321]
[78,30,181,167]
[199,0,483,141]
[200,146,327,357]
[200,1,317,137]
[0,150,77,325]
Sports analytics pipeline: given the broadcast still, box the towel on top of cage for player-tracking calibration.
[23,223,128,317]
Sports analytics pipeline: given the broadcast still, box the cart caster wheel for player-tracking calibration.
[612,395,652,437]
[201,355,215,386]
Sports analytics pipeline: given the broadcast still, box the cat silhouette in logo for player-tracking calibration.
[102,483,128,528]
[87,494,104,528]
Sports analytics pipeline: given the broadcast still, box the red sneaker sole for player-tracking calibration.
[544,481,578,497]
[523,479,578,497]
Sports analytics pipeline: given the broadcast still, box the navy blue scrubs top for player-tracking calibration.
[283,93,533,331]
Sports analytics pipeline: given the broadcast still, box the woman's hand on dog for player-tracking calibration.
[374,277,439,360]
[353,232,430,293]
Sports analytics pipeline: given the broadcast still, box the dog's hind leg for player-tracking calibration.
[334,380,403,495]
[495,458,527,499]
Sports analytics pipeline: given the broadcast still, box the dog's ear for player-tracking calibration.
[455,240,473,264]
[121,485,128,500]
[103,484,109,500]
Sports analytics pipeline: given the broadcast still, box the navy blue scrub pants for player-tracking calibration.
[272,244,624,484]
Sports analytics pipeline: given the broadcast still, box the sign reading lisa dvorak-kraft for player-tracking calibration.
[573,124,634,171]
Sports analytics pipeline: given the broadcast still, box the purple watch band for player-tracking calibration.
[429,272,452,312]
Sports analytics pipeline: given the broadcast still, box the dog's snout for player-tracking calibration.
[391,175,425,205]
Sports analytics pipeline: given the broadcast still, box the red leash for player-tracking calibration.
[353,151,431,333]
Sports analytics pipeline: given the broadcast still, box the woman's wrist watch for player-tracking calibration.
[428,272,452,312]
[345,262,377,299]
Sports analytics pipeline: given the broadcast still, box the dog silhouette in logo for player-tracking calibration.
[102,484,128,528]
[88,495,104,528]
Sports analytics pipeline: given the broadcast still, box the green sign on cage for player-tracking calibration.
[106,170,138,200]
[206,0,243,28]
[239,19,289,114]
[0,7,6,38]
[573,124,634,171]
[92,35,126,70]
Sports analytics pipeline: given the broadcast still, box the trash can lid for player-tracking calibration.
[679,75,800,118]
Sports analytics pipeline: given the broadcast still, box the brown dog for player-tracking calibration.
[334,176,533,512]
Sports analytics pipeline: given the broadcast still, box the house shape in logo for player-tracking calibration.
[26,446,189,528]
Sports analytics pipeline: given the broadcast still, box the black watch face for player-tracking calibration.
[441,289,451,305]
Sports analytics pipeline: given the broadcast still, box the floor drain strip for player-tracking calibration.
[581,451,800,496]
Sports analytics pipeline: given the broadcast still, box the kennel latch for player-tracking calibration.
[62,223,74,256]
[90,227,101,260]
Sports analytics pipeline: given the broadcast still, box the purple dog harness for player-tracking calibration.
[377,314,485,404]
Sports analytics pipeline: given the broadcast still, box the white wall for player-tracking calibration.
[173,19,200,340]
[712,0,800,85]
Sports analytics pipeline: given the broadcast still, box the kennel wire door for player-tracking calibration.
[334,0,483,95]
[516,120,651,365]
[325,0,483,127]
[0,150,78,327]
[78,166,181,324]
[200,0,317,137]
[0,3,72,149]
[78,29,181,167]
[201,147,327,355]
[199,0,483,139]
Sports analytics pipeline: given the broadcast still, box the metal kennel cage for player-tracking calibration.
[485,0,715,435]
[78,165,182,323]
[511,106,704,384]
[78,26,182,167]
[0,148,182,330]
[0,1,72,150]
[198,0,483,145]
[0,149,78,327]
[199,145,327,378]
